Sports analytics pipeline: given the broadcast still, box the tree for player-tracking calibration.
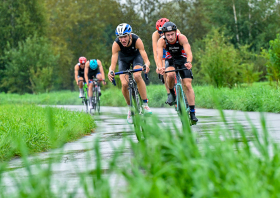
[2,35,59,94]
[0,0,48,91]
[198,29,243,88]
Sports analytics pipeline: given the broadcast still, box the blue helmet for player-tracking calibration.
[89,59,98,70]
[115,23,132,37]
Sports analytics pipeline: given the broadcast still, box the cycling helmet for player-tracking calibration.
[156,18,169,31]
[162,22,177,33]
[89,59,98,70]
[115,23,132,37]
[79,56,87,64]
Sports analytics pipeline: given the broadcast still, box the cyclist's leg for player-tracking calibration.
[132,54,151,114]
[78,76,84,97]
[165,59,176,105]
[179,59,197,122]
[88,77,94,109]
[162,49,170,95]
[96,73,102,96]
[118,59,131,106]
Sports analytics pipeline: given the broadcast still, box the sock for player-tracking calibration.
[169,88,175,96]
[79,88,83,92]
[89,97,92,105]
[190,105,195,113]
[143,99,148,103]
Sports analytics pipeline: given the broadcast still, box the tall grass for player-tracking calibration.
[1,105,280,197]
[1,82,280,112]
[0,104,94,161]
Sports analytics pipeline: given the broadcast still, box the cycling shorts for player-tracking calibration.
[88,73,101,83]
[165,57,193,79]
[118,53,143,72]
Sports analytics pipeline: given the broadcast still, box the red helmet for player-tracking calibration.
[79,56,87,64]
[156,18,169,31]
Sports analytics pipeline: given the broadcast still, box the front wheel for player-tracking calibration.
[83,98,88,113]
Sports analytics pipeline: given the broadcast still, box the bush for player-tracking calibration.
[262,34,280,87]
[2,35,59,94]
[198,29,243,88]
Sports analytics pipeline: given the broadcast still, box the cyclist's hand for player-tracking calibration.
[156,67,161,74]
[102,80,106,85]
[184,62,192,70]
[158,67,165,75]
[145,65,150,73]
[108,71,115,82]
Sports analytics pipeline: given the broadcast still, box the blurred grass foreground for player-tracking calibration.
[0,104,280,197]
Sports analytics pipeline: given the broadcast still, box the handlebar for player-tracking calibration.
[164,67,189,73]
[111,65,149,86]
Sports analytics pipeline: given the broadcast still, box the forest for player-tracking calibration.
[0,0,280,93]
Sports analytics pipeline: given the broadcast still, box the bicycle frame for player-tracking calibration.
[90,78,102,114]
[113,68,144,114]
[82,83,89,113]
[165,67,190,116]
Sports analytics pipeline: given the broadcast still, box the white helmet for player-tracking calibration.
[115,23,132,37]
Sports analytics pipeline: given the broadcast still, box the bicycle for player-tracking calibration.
[165,67,196,126]
[111,65,149,141]
[81,83,89,113]
[89,78,103,115]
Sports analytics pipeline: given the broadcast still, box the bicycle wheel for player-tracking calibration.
[83,98,88,113]
[96,88,100,114]
[176,85,183,114]
[133,87,143,114]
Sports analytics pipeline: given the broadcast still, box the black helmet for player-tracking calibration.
[162,22,177,33]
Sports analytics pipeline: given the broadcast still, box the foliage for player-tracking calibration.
[262,34,280,87]
[198,29,243,88]
[0,0,48,91]
[2,35,59,94]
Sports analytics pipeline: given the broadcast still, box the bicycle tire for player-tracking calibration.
[134,88,143,114]
[96,87,100,114]
[83,98,88,113]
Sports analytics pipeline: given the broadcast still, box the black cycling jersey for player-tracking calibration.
[115,34,140,57]
[164,33,187,59]
[78,63,85,77]
[88,59,100,79]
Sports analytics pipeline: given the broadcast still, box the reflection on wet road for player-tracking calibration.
[2,106,280,197]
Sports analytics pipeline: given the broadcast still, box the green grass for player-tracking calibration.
[116,112,280,197]
[0,104,95,161]
[1,108,280,197]
[1,82,280,112]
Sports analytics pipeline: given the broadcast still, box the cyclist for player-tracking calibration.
[157,21,198,122]
[74,56,87,98]
[152,18,181,104]
[108,23,152,124]
[85,59,106,109]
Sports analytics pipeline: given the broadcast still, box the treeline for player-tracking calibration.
[0,0,280,93]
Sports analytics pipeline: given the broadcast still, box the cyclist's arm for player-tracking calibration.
[179,34,193,63]
[136,38,150,68]
[97,59,105,80]
[109,42,120,72]
[74,65,79,84]
[156,38,165,69]
[84,61,90,85]
[152,31,160,67]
